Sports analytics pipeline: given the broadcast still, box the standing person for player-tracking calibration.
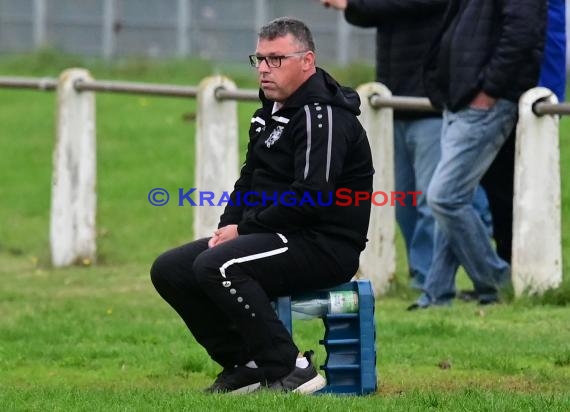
[320,0,491,289]
[150,17,374,394]
[483,0,566,265]
[460,0,565,301]
[409,0,546,309]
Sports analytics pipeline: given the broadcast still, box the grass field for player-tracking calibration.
[1,52,569,411]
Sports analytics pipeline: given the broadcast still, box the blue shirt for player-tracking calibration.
[538,0,566,101]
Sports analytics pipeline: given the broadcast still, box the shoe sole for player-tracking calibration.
[230,382,261,394]
[292,374,326,394]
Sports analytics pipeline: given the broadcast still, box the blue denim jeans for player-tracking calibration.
[394,118,492,289]
[422,100,518,304]
[394,118,441,288]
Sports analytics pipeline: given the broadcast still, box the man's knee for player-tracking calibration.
[192,252,223,287]
[150,250,180,289]
[426,182,442,211]
[426,183,457,216]
[150,248,198,290]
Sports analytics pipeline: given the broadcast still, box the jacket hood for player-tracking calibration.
[259,67,361,115]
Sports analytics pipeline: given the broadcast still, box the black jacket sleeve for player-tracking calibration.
[237,105,351,234]
[480,0,546,98]
[345,0,447,26]
[217,143,254,228]
[217,109,264,228]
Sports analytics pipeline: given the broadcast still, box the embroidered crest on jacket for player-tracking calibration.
[265,125,284,148]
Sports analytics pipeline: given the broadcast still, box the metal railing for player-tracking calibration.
[533,101,570,116]
[0,76,57,90]
[368,92,570,117]
[215,87,258,102]
[3,76,570,116]
[73,79,199,98]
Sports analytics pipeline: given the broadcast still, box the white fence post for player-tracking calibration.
[194,76,239,239]
[50,69,97,267]
[512,87,562,295]
[356,82,395,296]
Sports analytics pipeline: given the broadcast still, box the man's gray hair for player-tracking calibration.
[258,17,316,52]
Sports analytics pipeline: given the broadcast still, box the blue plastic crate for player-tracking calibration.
[274,280,377,395]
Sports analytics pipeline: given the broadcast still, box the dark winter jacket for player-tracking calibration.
[218,68,374,252]
[423,0,546,111]
[345,0,447,119]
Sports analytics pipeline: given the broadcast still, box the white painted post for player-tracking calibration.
[356,82,395,296]
[50,69,97,267]
[194,76,239,239]
[512,87,562,295]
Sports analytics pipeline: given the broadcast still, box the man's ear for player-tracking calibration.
[302,51,316,70]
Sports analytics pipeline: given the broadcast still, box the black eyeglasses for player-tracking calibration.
[248,51,308,68]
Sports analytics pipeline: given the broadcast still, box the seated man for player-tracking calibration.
[150,17,374,394]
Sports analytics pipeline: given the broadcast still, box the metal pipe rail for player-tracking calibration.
[215,87,259,102]
[3,75,570,116]
[368,91,570,117]
[369,94,438,113]
[534,101,570,116]
[73,79,199,98]
[0,76,57,91]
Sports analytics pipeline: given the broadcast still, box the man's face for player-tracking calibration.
[254,34,314,103]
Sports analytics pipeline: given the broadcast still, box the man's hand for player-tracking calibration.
[469,91,496,110]
[208,224,239,248]
[320,0,347,10]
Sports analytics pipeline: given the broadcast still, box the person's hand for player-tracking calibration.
[469,91,496,110]
[320,0,347,10]
[208,224,239,248]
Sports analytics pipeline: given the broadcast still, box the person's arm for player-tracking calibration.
[479,0,546,99]
[216,153,253,227]
[217,110,263,228]
[237,106,351,234]
[323,0,447,27]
